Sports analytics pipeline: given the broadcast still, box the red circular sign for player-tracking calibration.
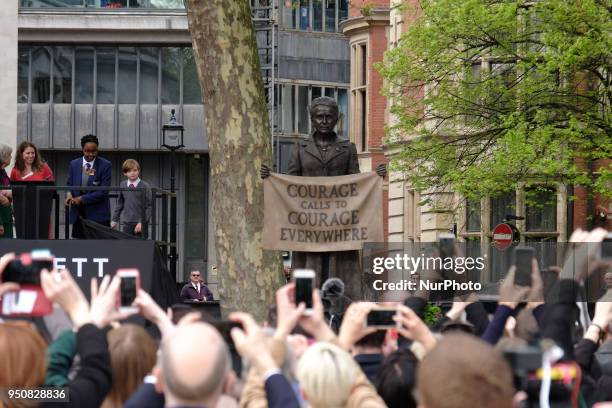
[492,223,514,250]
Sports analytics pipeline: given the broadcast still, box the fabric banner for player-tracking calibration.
[263,172,383,252]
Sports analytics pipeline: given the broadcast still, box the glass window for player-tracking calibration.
[139,47,159,104]
[466,199,481,232]
[325,0,336,32]
[96,48,116,104]
[281,84,295,133]
[31,46,51,103]
[489,191,516,228]
[182,48,202,104]
[526,187,556,232]
[339,0,348,22]
[282,0,297,29]
[311,86,321,101]
[325,87,335,98]
[52,47,72,103]
[337,88,348,138]
[161,47,181,104]
[360,44,367,86]
[297,85,309,134]
[75,48,93,104]
[299,0,309,30]
[118,47,137,104]
[360,90,366,150]
[17,47,29,104]
[313,0,323,31]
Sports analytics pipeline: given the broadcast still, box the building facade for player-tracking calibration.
[11,0,353,293]
[342,0,610,281]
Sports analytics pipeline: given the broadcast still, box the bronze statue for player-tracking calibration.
[262,96,385,299]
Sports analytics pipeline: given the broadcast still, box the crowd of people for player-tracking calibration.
[0,135,152,240]
[0,227,611,407]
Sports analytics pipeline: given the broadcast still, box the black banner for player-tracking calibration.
[0,240,177,309]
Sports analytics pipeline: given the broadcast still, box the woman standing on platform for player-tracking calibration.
[10,141,54,182]
[0,144,14,238]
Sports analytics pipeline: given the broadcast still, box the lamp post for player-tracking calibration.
[162,109,184,279]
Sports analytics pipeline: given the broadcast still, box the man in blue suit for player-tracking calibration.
[65,134,112,239]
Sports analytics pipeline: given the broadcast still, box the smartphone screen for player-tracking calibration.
[120,276,137,307]
[295,277,313,309]
[514,247,534,287]
[367,309,397,327]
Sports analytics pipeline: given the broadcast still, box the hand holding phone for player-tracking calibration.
[117,269,140,313]
[294,269,315,316]
[513,247,535,287]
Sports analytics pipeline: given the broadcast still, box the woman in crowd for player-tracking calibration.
[101,325,157,408]
[0,144,13,238]
[10,141,54,182]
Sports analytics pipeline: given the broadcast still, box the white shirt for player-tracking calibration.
[192,282,200,292]
[82,157,96,170]
[127,178,141,188]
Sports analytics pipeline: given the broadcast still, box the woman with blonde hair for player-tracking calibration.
[101,324,157,408]
[296,342,359,408]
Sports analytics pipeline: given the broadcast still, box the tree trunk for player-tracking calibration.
[185,0,285,320]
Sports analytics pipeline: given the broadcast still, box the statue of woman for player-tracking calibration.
[262,96,386,299]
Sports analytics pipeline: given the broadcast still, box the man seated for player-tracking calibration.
[180,270,213,301]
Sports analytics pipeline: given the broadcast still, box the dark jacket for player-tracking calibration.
[66,156,112,224]
[354,353,385,384]
[40,323,111,408]
[286,136,360,177]
[180,283,214,301]
[286,135,362,298]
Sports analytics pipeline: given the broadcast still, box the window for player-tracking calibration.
[139,48,159,104]
[526,187,556,232]
[31,46,51,103]
[97,48,116,104]
[490,191,516,228]
[182,48,202,104]
[52,47,72,103]
[118,47,137,104]
[281,0,348,32]
[161,48,181,104]
[325,0,336,32]
[20,0,185,8]
[278,83,348,137]
[297,85,309,134]
[17,47,29,104]
[74,48,93,104]
[466,199,481,232]
[313,0,323,31]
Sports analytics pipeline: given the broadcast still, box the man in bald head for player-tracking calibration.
[153,322,235,408]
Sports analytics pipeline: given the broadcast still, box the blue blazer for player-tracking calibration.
[66,156,112,224]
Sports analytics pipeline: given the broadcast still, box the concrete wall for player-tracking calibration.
[0,1,18,163]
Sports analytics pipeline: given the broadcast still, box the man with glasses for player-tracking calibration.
[180,270,214,301]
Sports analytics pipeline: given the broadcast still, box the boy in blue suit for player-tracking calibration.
[65,134,112,239]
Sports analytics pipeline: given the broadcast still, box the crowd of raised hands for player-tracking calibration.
[0,227,611,408]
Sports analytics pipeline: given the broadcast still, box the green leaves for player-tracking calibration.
[379,0,611,202]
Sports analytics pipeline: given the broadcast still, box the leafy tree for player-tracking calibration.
[377,0,611,205]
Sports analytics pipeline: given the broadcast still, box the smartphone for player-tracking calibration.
[366,308,397,328]
[209,320,244,347]
[294,269,315,316]
[439,233,455,258]
[513,247,535,287]
[2,249,54,285]
[600,233,612,261]
[0,249,54,317]
[117,269,140,313]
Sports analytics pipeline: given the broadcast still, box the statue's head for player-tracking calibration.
[310,96,339,135]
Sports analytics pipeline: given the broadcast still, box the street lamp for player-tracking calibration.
[162,109,184,279]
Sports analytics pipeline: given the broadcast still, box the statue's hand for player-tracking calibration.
[376,163,387,178]
[260,164,271,179]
